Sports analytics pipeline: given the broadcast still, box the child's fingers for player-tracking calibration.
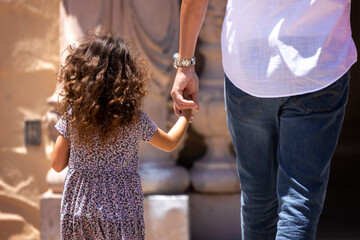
[189,114,195,123]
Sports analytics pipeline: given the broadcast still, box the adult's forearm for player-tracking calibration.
[178,0,208,59]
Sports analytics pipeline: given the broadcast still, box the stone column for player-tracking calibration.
[190,0,240,193]
[110,0,190,194]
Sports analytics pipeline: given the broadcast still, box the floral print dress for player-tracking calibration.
[55,112,157,240]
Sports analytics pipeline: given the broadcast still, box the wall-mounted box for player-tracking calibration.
[25,120,41,146]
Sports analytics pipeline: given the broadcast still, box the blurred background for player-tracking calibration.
[0,0,359,239]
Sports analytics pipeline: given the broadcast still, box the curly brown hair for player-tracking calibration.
[57,34,151,144]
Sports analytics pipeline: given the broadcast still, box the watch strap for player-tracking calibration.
[173,53,196,69]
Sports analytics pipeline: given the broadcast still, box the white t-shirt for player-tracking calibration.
[221,0,357,97]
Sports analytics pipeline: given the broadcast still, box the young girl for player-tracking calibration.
[51,34,192,240]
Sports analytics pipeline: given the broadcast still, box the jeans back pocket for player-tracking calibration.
[291,72,349,114]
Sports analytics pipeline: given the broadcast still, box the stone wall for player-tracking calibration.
[0,1,359,240]
[0,1,60,239]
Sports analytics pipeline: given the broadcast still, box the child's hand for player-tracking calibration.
[182,89,194,122]
[181,109,193,122]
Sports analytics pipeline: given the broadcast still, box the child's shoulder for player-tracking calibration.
[138,111,154,125]
[135,110,157,140]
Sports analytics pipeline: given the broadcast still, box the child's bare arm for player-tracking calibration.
[149,109,192,152]
[51,135,70,172]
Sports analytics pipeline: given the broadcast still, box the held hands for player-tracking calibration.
[171,66,199,117]
[181,86,195,122]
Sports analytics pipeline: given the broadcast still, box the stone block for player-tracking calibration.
[144,195,189,240]
[190,193,241,240]
[40,191,62,240]
[40,193,190,240]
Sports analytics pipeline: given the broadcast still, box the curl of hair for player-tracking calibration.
[57,34,151,144]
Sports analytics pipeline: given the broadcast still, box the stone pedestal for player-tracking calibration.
[140,165,190,194]
[144,195,189,240]
[40,191,62,240]
[190,193,241,240]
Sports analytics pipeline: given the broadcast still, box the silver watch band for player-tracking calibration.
[173,53,196,69]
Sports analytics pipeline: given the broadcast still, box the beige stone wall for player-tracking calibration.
[0,1,60,239]
[0,1,359,240]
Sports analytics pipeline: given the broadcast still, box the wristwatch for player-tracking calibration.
[172,53,196,69]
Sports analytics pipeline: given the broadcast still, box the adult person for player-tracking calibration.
[170,0,357,239]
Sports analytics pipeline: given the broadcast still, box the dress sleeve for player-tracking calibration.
[55,116,70,140]
[139,112,158,142]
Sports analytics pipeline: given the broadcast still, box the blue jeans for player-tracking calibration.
[224,72,350,240]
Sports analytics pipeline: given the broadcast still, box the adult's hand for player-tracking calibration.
[171,66,199,117]
[171,0,208,116]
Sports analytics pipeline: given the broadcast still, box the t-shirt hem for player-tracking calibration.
[224,60,356,98]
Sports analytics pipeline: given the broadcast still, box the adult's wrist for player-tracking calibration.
[177,65,195,72]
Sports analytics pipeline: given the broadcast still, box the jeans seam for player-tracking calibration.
[228,105,263,121]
